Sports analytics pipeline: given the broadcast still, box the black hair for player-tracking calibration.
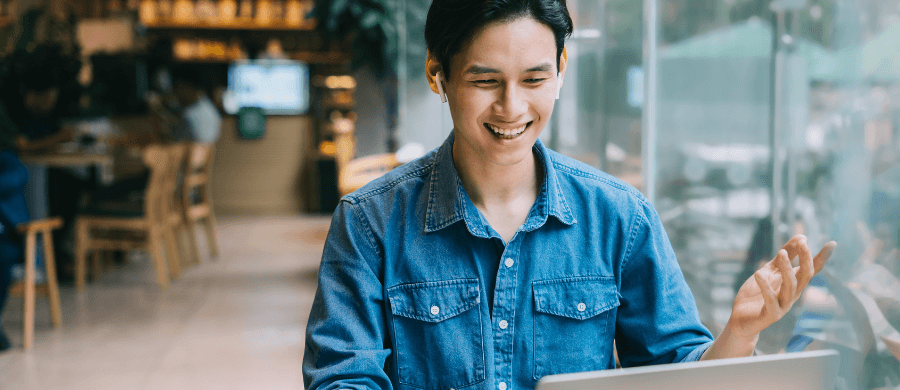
[0,44,82,118]
[19,45,73,91]
[425,0,573,79]
[169,64,205,89]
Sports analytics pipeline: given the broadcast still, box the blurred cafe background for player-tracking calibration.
[0,0,899,388]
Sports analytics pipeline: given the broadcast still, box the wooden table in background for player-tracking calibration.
[20,152,113,168]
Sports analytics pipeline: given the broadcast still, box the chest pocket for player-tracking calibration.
[387,279,485,390]
[532,276,620,380]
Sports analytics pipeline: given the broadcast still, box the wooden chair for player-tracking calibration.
[180,143,219,265]
[8,217,63,350]
[161,144,186,279]
[74,144,178,290]
[338,153,400,196]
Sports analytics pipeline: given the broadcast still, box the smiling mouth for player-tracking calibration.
[485,122,532,139]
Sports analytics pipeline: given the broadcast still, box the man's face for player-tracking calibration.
[444,16,563,168]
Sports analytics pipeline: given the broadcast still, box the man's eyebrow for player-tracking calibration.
[463,63,555,75]
[464,65,501,75]
[525,63,554,72]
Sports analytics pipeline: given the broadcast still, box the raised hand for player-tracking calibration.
[727,235,837,339]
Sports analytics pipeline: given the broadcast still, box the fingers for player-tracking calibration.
[814,241,837,273]
[794,237,815,292]
[780,235,807,260]
[774,249,797,307]
[779,235,837,276]
[755,271,780,316]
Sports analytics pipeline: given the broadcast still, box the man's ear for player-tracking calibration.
[426,51,443,95]
[558,47,568,87]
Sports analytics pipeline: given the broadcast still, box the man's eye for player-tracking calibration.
[525,78,548,84]
[473,80,497,85]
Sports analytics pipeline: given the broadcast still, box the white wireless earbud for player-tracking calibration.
[436,71,448,103]
[556,73,562,100]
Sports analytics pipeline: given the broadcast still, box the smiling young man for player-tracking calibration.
[302,0,836,389]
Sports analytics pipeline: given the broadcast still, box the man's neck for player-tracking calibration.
[452,140,543,242]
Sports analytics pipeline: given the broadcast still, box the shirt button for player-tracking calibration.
[430,305,440,315]
[504,258,514,268]
[577,303,586,312]
[498,382,507,390]
[498,320,508,329]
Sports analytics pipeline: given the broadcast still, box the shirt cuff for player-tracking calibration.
[680,340,715,363]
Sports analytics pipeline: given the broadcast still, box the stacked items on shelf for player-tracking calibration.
[172,37,245,61]
[306,74,355,212]
[139,0,315,29]
[317,75,356,167]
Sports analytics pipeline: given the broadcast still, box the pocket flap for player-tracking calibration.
[388,279,481,323]
[533,276,620,320]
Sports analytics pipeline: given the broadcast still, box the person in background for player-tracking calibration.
[0,46,78,153]
[0,100,32,352]
[155,64,222,144]
[103,64,222,149]
[0,44,81,282]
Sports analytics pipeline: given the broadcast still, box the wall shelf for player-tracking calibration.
[143,20,316,31]
[291,51,348,65]
[172,51,347,65]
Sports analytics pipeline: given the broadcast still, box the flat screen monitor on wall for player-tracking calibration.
[224,59,309,115]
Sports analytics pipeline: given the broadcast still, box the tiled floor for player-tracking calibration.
[0,215,332,390]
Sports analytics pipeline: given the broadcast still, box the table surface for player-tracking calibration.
[20,151,116,220]
[20,152,113,167]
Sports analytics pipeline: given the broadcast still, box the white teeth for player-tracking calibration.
[488,124,527,137]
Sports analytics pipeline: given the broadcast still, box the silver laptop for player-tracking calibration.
[536,350,840,390]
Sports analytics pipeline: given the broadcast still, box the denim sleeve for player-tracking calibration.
[614,199,714,367]
[303,201,392,390]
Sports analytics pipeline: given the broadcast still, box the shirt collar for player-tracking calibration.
[424,132,576,235]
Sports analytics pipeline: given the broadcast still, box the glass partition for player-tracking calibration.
[646,0,900,387]
[549,0,643,187]
[395,0,452,153]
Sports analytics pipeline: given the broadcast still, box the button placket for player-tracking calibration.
[494,240,521,390]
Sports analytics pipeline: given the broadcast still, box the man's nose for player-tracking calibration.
[492,84,528,120]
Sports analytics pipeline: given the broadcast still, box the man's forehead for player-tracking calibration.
[449,17,558,74]
[460,62,555,75]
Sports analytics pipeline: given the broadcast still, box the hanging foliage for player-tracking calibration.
[313,0,400,78]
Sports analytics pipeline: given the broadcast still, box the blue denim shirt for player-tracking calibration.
[303,133,714,390]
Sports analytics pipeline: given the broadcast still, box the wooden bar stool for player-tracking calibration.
[8,217,63,350]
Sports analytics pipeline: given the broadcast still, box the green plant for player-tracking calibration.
[314,0,399,77]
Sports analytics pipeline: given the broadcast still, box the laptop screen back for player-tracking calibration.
[536,350,840,390]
